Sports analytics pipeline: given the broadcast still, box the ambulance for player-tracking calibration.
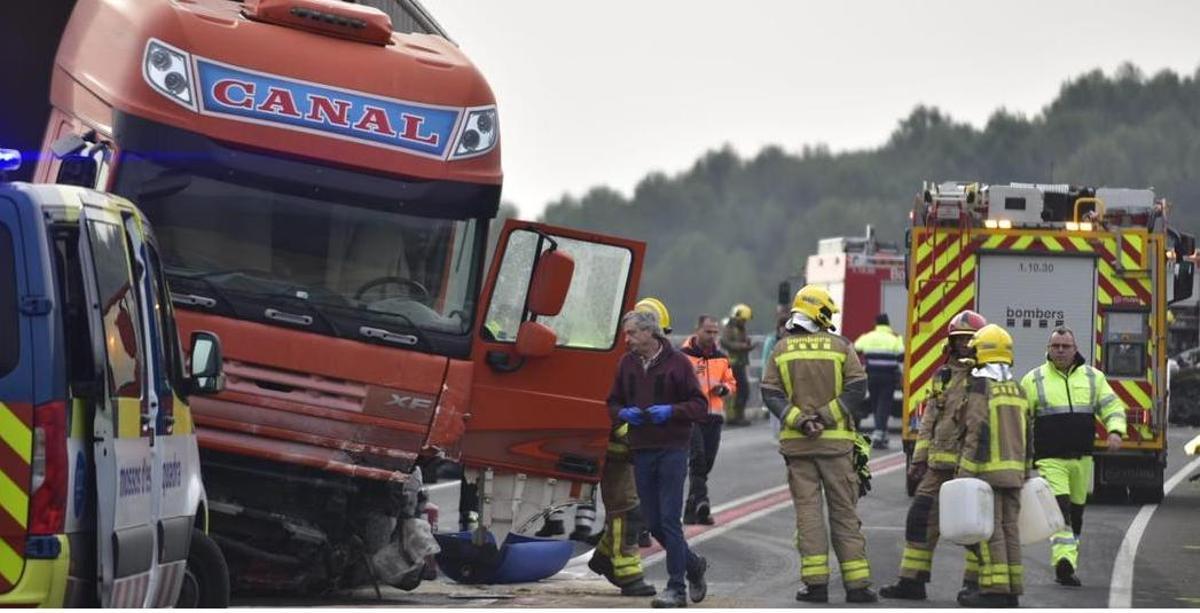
[0,150,228,606]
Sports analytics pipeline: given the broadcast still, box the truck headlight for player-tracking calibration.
[143,38,197,111]
[449,106,498,160]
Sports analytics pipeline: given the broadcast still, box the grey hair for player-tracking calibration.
[1049,326,1076,342]
[623,309,666,339]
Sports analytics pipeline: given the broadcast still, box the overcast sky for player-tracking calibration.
[421,1,1200,220]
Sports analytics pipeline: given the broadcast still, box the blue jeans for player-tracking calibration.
[633,448,701,592]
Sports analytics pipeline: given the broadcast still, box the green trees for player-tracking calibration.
[540,65,1200,332]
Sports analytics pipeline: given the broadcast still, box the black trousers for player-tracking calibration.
[686,415,724,512]
[867,375,897,434]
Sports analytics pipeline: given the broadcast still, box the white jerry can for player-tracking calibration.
[1018,477,1067,545]
[939,478,994,545]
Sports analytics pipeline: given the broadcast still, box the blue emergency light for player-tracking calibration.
[0,148,21,173]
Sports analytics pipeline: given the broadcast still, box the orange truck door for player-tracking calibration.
[466,220,644,481]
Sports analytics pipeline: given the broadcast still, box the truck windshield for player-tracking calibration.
[113,153,484,354]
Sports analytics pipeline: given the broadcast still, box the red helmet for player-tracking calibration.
[947,310,987,337]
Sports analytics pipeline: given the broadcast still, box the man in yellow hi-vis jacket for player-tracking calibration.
[955,324,1029,608]
[1020,326,1126,588]
[761,285,878,605]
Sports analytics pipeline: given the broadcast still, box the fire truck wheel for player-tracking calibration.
[177,529,231,608]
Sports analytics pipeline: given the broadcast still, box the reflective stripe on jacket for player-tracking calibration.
[854,325,904,377]
[680,336,738,415]
[956,377,1028,489]
[761,330,867,455]
[913,360,972,468]
[1020,357,1127,459]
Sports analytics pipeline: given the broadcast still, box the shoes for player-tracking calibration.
[650,587,687,608]
[871,438,889,450]
[958,591,1017,608]
[846,587,878,603]
[1055,559,1082,587]
[695,502,714,525]
[535,518,564,538]
[682,509,698,525]
[795,583,829,603]
[637,530,653,548]
[879,578,927,600]
[569,527,593,542]
[686,555,708,603]
[620,579,657,597]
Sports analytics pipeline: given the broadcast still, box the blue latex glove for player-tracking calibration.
[647,404,674,425]
[618,407,645,426]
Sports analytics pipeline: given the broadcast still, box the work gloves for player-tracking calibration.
[617,405,674,426]
[711,384,730,397]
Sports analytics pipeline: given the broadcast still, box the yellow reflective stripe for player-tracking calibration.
[801,554,828,565]
[959,459,1025,473]
[903,547,932,561]
[0,536,22,584]
[929,451,958,464]
[71,398,88,439]
[989,393,1000,465]
[0,468,28,529]
[1041,236,1064,252]
[842,559,870,570]
[0,402,32,464]
[842,559,871,581]
[117,397,142,439]
[1012,235,1035,249]
[914,439,930,451]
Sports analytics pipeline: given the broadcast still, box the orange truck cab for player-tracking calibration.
[33,0,644,591]
[0,153,229,606]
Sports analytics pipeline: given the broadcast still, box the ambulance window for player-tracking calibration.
[87,220,144,398]
[145,245,181,391]
[0,224,17,376]
[51,230,96,388]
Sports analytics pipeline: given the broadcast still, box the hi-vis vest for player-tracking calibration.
[854,324,904,377]
[765,332,866,450]
[1020,361,1127,459]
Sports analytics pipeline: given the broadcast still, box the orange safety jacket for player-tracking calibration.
[680,335,738,415]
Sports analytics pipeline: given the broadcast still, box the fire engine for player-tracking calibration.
[901,181,1195,500]
[804,225,907,342]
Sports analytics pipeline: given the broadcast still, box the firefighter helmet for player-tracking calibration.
[635,297,672,334]
[947,310,988,337]
[968,324,1014,365]
[791,285,839,331]
[730,303,752,321]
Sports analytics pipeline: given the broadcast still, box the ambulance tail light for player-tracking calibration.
[30,401,68,536]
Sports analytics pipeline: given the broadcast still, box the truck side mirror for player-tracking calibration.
[514,321,557,358]
[526,249,574,316]
[56,155,98,188]
[189,331,225,395]
[1170,231,1196,305]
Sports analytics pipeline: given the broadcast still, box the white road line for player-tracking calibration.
[1108,455,1200,609]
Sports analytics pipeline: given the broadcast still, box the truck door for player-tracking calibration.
[0,194,32,593]
[78,205,158,606]
[465,221,644,479]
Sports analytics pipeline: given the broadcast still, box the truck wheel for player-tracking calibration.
[1130,484,1164,504]
[176,529,230,608]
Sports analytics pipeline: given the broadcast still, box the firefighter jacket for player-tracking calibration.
[854,324,904,380]
[720,320,754,366]
[761,329,868,456]
[1020,354,1128,460]
[912,359,973,469]
[680,335,737,415]
[956,372,1028,489]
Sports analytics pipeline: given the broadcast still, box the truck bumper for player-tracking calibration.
[0,535,70,607]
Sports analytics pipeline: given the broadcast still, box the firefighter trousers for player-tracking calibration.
[1036,456,1091,570]
[897,467,981,584]
[969,487,1022,595]
[784,451,872,590]
[592,454,645,587]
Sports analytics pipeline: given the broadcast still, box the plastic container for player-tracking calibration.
[1018,477,1067,545]
[939,477,994,545]
[434,531,574,584]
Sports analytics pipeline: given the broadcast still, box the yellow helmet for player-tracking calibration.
[968,324,1014,365]
[791,285,839,331]
[635,297,672,334]
[730,303,752,321]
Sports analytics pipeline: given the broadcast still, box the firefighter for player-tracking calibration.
[760,285,878,604]
[853,313,905,449]
[1019,326,1126,587]
[582,297,673,597]
[955,324,1028,608]
[720,303,758,426]
[680,314,738,525]
[880,309,987,601]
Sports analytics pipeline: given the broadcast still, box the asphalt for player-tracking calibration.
[234,413,1200,608]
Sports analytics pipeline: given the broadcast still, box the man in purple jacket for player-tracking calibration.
[608,309,710,608]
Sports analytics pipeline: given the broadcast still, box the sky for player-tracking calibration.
[420,1,1200,221]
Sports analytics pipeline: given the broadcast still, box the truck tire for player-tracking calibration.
[176,529,230,608]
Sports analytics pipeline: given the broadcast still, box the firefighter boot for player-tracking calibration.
[682,502,698,526]
[1055,559,1082,587]
[880,578,927,600]
[621,579,657,597]
[795,583,829,603]
[695,501,714,526]
[846,588,879,604]
[651,587,687,608]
